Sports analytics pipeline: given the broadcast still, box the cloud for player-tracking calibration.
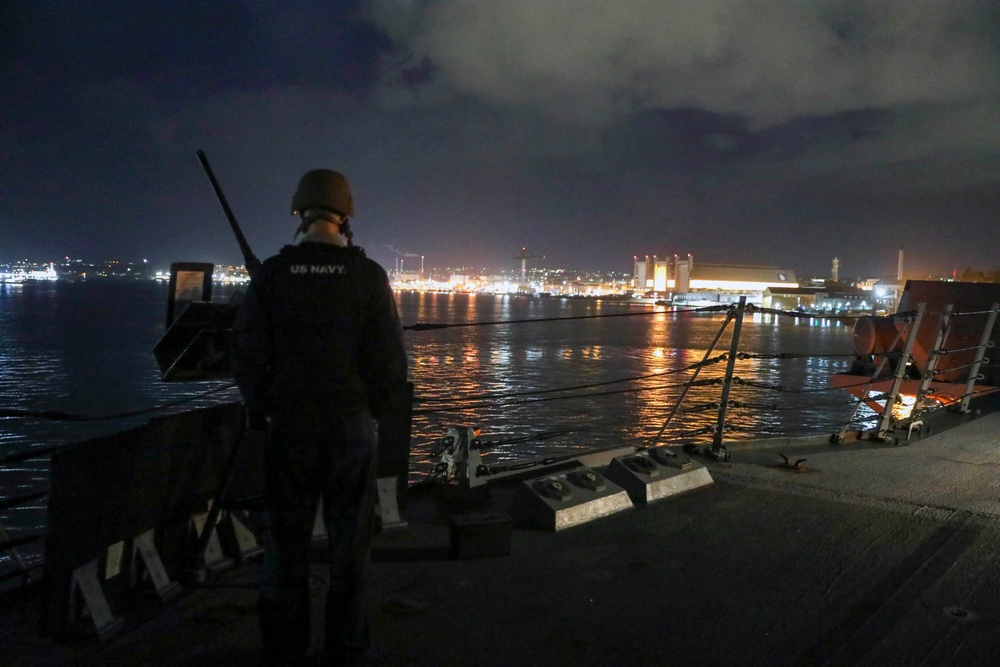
[385,245,421,257]
[369,0,1000,126]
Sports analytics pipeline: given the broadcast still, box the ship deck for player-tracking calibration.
[6,397,1000,666]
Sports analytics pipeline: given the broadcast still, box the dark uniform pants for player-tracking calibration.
[258,409,377,666]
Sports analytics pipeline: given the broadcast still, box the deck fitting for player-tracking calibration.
[778,453,809,472]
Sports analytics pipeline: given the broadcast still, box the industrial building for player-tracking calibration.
[762,284,874,313]
[632,254,799,305]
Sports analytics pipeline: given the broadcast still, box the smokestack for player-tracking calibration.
[832,257,839,282]
[897,246,904,283]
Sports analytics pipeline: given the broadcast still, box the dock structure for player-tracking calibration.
[4,397,1000,665]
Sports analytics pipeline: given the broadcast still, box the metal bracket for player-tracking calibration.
[68,558,123,640]
[130,529,182,601]
[683,442,731,462]
[906,420,926,441]
[214,512,264,562]
[189,511,234,577]
[376,476,408,529]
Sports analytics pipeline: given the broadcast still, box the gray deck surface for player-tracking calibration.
[6,406,1000,666]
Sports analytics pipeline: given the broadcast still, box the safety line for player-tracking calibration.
[0,383,238,423]
[403,303,729,331]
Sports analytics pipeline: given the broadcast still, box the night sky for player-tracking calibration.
[3,1,999,278]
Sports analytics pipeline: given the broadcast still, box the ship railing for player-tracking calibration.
[410,300,875,472]
[407,298,999,465]
[756,299,1000,444]
[953,302,999,414]
[868,300,1000,434]
[663,299,998,447]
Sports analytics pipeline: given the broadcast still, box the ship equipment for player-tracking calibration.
[831,280,1000,442]
[427,426,712,530]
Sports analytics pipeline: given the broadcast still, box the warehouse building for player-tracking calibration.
[632,254,798,305]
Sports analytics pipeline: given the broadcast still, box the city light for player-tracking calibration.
[0,262,58,283]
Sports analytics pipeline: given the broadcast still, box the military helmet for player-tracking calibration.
[290,169,355,218]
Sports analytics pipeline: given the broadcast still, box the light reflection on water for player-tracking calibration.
[400,294,858,473]
[2,284,859,571]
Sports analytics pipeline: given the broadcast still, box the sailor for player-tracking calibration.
[232,168,408,666]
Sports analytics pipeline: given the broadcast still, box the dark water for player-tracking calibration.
[1,281,860,573]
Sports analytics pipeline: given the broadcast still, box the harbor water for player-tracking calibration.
[1,280,861,573]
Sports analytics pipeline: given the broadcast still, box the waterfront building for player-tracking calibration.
[632,254,798,305]
[763,284,874,313]
[0,262,59,283]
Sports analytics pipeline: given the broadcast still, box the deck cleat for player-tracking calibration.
[778,453,808,472]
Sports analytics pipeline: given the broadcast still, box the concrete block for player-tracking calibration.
[510,466,633,531]
[603,446,713,505]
